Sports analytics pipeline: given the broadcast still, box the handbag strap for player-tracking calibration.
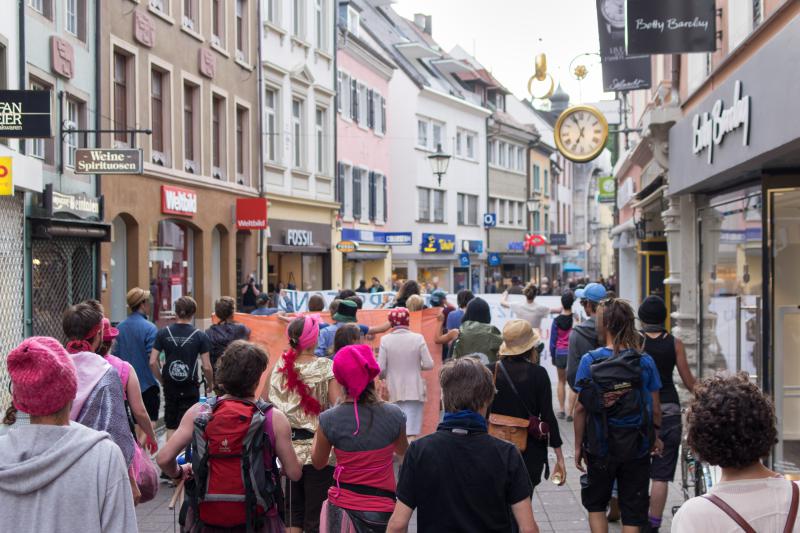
[496,360,534,418]
[785,482,799,533]
[702,494,757,533]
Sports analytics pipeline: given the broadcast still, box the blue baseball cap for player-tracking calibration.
[575,283,607,303]
[429,289,447,306]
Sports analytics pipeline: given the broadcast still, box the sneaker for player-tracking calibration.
[607,497,621,522]
[566,415,574,423]
[557,411,566,420]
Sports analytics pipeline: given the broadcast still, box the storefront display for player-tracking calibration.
[267,219,331,292]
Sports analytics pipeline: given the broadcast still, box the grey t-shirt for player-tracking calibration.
[511,301,550,330]
[319,402,406,452]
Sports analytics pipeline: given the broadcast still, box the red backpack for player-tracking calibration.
[189,398,280,531]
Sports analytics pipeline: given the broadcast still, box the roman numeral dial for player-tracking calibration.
[554,105,609,163]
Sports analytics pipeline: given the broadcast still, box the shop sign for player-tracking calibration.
[74,148,143,175]
[286,229,314,247]
[483,213,497,228]
[0,157,12,196]
[420,233,456,254]
[626,0,716,55]
[488,253,502,267]
[549,233,567,246]
[598,176,616,203]
[51,190,101,219]
[462,240,484,254]
[161,185,197,216]
[236,197,268,230]
[692,81,751,164]
[507,241,524,252]
[341,229,412,246]
[595,0,651,92]
[336,240,358,253]
[459,253,471,267]
[0,90,51,138]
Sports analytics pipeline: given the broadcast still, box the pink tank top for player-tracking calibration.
[105,354,130,400]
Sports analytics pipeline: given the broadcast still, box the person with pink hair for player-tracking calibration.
[312,344,408,532]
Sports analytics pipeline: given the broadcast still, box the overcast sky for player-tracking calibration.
[392,0,612,105]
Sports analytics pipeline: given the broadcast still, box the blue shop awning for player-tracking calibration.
[562,262,583,273]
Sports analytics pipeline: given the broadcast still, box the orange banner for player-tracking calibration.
[233,308,445,435]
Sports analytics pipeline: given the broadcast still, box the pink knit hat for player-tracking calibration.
[333,344,381,435]
[7,337,78,416]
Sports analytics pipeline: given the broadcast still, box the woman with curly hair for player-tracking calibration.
[672,373,798,532]
[269,315,343,533]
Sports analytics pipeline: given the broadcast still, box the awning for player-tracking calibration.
[268,244,329,254]
[345,251,388,261]
[610,217,636,237]
[562,262,583,273]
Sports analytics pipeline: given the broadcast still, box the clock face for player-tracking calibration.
[601,0,625,28]
[555,106,609,163]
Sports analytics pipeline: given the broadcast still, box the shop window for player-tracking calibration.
[150,220,193,322]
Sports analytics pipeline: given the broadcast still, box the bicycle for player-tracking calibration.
[672,436,715,515]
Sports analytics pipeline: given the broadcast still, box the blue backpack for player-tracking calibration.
[577,348,654,461]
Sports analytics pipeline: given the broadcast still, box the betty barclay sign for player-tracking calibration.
[626,0,716,55]
[0,90,51,138]
[692,81,751,164]
[74,149,143,175]
[161,185,197,216]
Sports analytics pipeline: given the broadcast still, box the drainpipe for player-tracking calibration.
[94,0,102,298]
[485,115,491,292]
[256,0,265,288]
[333,25,340,289]
[20,0,32,337]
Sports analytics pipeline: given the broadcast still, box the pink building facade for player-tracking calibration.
[335,20,396,290]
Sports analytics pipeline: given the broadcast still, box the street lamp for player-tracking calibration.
[526,199,538,212]
[428,143,451,186]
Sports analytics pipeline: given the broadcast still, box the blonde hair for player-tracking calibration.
[406,294,425,312]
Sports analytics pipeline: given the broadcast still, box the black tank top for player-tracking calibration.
[643,332,680,405]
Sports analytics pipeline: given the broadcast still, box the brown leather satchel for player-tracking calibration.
[487,363,530,452]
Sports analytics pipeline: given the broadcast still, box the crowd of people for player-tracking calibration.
[0,278,797,533]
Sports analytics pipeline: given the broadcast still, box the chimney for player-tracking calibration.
[413,13,432,35]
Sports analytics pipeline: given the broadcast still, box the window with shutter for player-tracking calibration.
[367,89,374,129]
[353,168,362,217]
[369,171,376,221]
[382,176,388,223]
[353,82,358,122]
[336,162,345,210]
[380,97,386,134]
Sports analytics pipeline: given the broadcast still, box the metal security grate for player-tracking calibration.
[0,194,25,412]
[31,238,96,342]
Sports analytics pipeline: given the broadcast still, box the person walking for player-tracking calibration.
[387,357,540,533]
[378,308,434,439]
[206,296,251,372]
[490,319,566,490]
[100,319,159,454]
[115,287,160,443]
[549,290,576,420]
[449,297,503,363]
[0,337,138,532]
[637,296,696,533]
[63,301,136,471]
[671,374,799,532]
[573,298,663,533]
[369,277,385,293]
[566,282,607,391]
[501,283,553,333]
[150,296,213,440]
[157,340,303,532]
[269,315,343,533]
[311,344,408,531]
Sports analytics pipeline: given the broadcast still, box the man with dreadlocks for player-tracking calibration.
[269,315,343,533]
[572,298,663,533]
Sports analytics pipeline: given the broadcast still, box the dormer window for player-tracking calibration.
[339,3,360,36]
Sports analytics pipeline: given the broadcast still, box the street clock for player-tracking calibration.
[554,105,609,163]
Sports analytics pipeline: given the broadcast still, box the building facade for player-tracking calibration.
[99,0,261,325]
[336,3,396,290]
[359,5,490,293]
[24,0,104,339]
[262,0,338,292]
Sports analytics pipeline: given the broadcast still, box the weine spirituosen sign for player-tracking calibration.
[74,148,143,174]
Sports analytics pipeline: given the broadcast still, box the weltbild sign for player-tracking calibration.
[0,90,51,138]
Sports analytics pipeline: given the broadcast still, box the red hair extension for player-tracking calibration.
[279,348,322,416]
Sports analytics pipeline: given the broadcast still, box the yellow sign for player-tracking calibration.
[336,241,358,253]
[0,157,12,196]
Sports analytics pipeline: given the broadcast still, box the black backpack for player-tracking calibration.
[577,348,653,462]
